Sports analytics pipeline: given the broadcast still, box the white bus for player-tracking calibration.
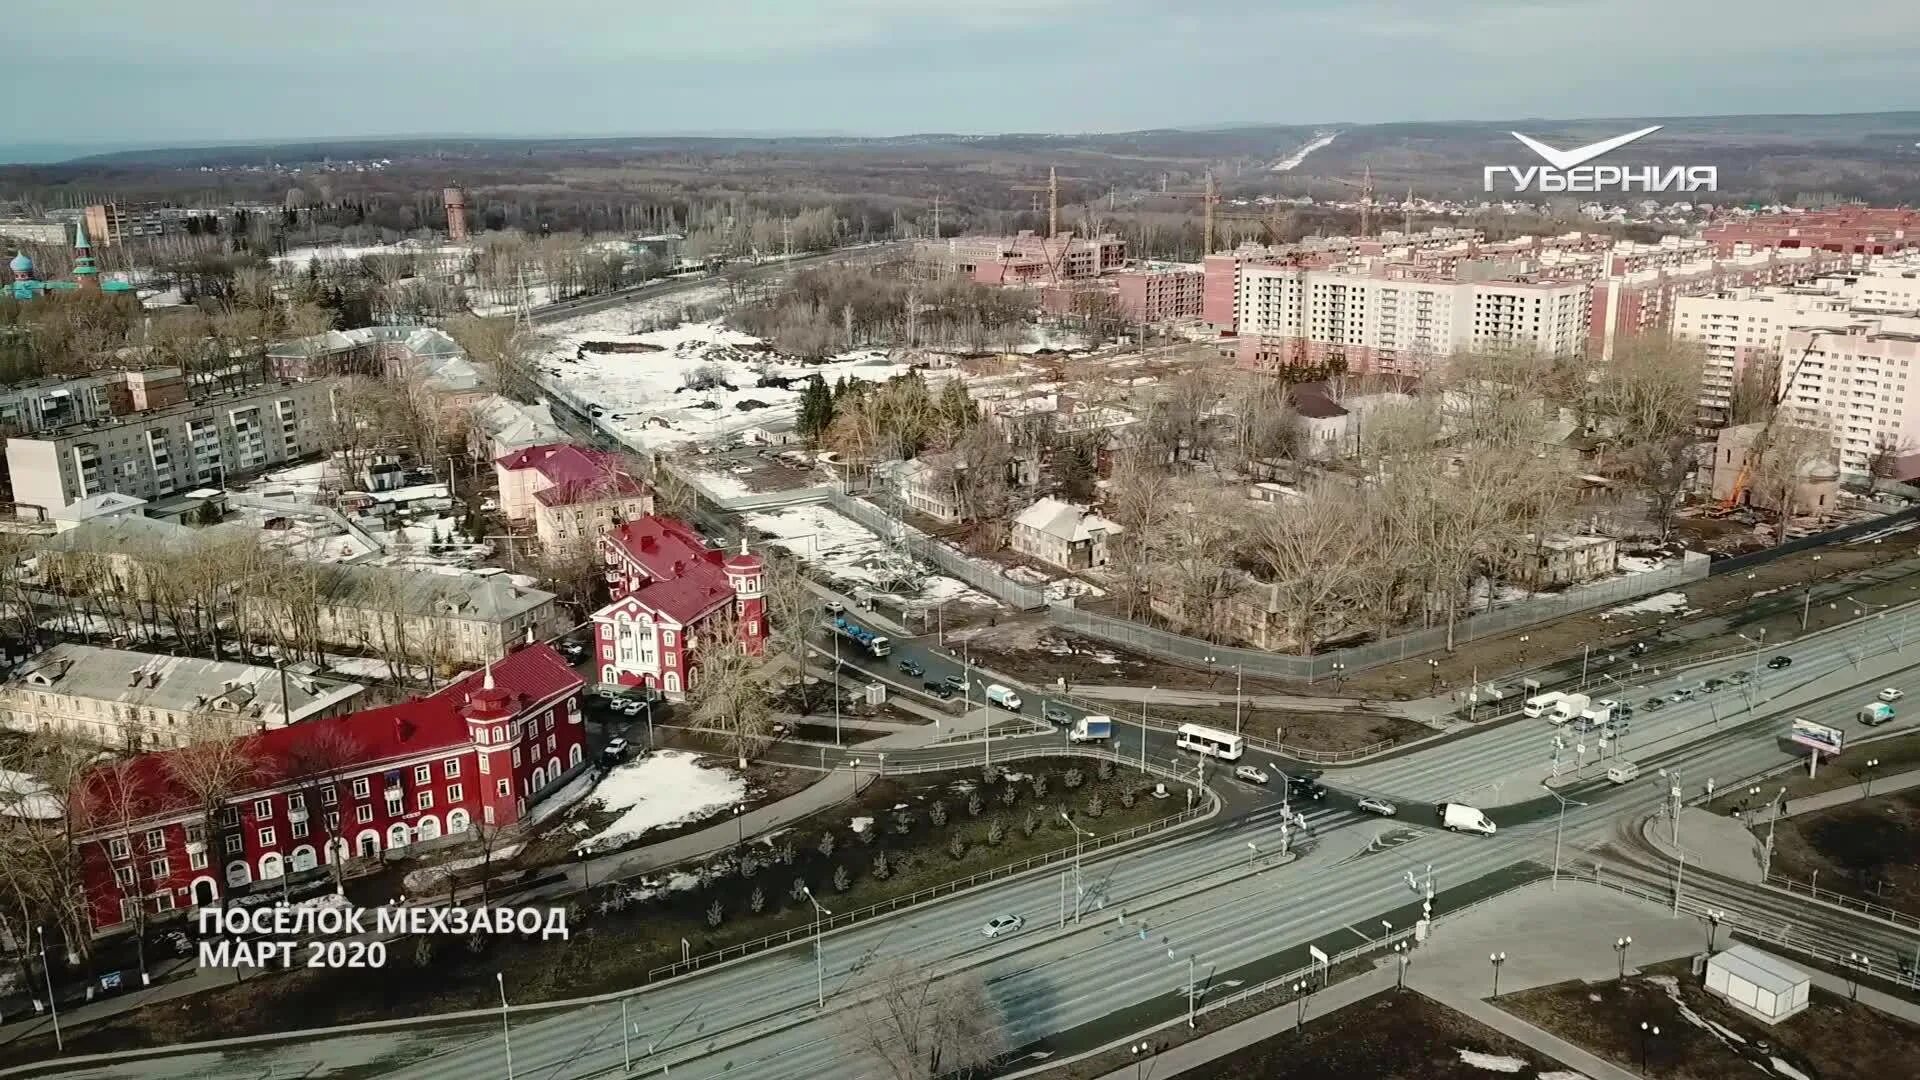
[1175,723,1245,761]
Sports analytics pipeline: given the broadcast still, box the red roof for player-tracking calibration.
[498,443,648,510]
[632,564,735,623]
[607,515,720,582]
[75,644,584,829]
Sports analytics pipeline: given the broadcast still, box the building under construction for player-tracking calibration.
[917,231,1129,285]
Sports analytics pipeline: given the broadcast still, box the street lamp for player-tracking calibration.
[801,885,832,1008]
[1292,979,1311,1028]
[37,926,61,1052]
[576,846,593,890]
[1428,657,1440,691]
[1541,785,1585,890]
[1640,1021,1659,1073]
[1705,908,1724,951]
[1246,839,1259,871]
[1393,942,1410,990]
[1331,661,1346,690]
[1130,1041,1162,1080]
[1490,951,1507,997]
[1615,936,1633,979]
[496,972,515,1080]
[1062,813,1095,923]
[1847,952,1870,1001]
[1864,757,1882,797]
[1170,948,1196,1028]
[734,802,744,848]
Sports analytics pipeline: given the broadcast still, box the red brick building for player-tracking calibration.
[74,644,585,936]
[1704,208,1919,258]
[590,516,766,698]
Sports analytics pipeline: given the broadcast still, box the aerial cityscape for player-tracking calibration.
[3,4,1920,1079]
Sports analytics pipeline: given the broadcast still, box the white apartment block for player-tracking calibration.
[1232,266,1586,377]
[1673,286,1857,427]
[1778,317,1920,480]
[6,380,338,516]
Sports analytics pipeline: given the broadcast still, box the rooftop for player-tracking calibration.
[296,563,556,622]
[1013,496,1123,544]
[18,380,330,441]
[9,642,364,727]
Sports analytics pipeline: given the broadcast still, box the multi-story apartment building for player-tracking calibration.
[1230,265,1589,378]
[591,517,765,697]
[6,379,337,516]
[1705,208,1920,259]
[1588,248,1845,361]
[72,643,586,934]
[494,443,652,549]
[1778,317,1920,481]
[0,368,188,439]
[80,202,222,248]
[243,564,562,666]
[1113,265,1205,322]
[0,643,364,750]
[1673,286,1859,427]
[920,232,1129,285]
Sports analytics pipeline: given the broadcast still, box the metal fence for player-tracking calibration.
[1049,551,1712,680]
[1710,502,1920,577]
[825,492,1050,611]
[1766,873,1920,932]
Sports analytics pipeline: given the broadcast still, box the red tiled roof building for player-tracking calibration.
[494,442,652,548]
[589,516,766,698]
[73,644,586,935]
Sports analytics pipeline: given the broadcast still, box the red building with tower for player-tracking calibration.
[589,515,766,698]
[73,643,585,936]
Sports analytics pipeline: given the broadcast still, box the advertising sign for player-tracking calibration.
[1789,718,1844,756]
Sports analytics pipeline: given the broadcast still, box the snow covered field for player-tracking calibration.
[1604,590,1695,618]
[535,319,918,453]
[743,503,995,610]
[578,750,746,851]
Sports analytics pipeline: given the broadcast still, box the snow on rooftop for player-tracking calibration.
[581,750,746,850]
[744,503,996,610]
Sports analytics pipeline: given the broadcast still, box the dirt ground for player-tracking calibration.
[1091,700,1431,757]
[1170,989,1568,1080]
[1755,786,1920,919]
[1,758,1183,1063]
[1705,732,1920,807]
[1501,958,1920,1080]
[954,528,1920,702]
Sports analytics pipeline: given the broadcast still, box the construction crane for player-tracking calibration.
[1216,205,1297,248]
[1009,166,1087,239]
[1324,167,1377,237]
[1158,170,1221,255]
[1718,331,1829,514]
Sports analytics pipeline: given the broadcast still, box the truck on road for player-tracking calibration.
[1436,803,1497,835]
[985,684,1023,710]
[1549,693,1591,725]
[1859,701,1896,727]
[830,615,891,658]
[1069,715,1113,743]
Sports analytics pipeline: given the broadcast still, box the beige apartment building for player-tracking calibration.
[6,379,338,517]
[1779,317,1920,481]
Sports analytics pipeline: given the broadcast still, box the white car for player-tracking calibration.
[1234,765,1270,785]
[981,914,1024,938]
[1357,797,1398,817]
[1880,687,1905,703]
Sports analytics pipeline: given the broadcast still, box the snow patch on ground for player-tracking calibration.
[402,843,526,893]
[1771,1057,1812,1080]
[1455,1050,1528,1073]
[849,816,874,834]
[580,750,746,850]
[688,470,756,499]
[1605,591,1693,617]
[1537,1072,1589,1080]
[744,503,995,611]
[1616,555,1670,574]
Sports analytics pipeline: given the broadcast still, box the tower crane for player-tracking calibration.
[1158,171,1221,255]
[1324,167,1377,237]
[1008,166,1088,240]
[1718,330,1830,514]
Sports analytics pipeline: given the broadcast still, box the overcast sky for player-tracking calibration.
[6,0,1916,149]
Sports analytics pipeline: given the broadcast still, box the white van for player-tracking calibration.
[1605,762,1640,784]
[985,684,1022,710]
[1438,803,1496,835]
[1522,692,1566,719]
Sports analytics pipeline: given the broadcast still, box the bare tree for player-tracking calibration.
[281,724,363,892]
[686,627,774,768]
[165,717,267,911]
[1244,484,1369,653]
[1622,435,1704,540]
[834,958,1007,1080]
[71,759,156,981]
[1750,424,1835,543]
[1865,435,1915,495]
[1588,334,1705,448]
[1728,350,1783,426]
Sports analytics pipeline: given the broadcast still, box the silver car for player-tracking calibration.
[1357,797,1398,817]
[982,914,1024,938]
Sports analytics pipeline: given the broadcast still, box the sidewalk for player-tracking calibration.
[1069,683,1451,725]
[1781,766,1920,819]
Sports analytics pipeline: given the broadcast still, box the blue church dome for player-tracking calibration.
[7,252,31,275]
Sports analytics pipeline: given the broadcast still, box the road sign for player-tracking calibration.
[1789,718,1844,755]
[1309,945,1329,968]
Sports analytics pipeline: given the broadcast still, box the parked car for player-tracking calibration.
[826,600,845,615]
[1357,797,1398,817]
[1644,696,1667,712]
[619,699,645,716]
[1233,765,1269,785]
[1043,702,1073,725]
[943,673,969,691]
[923,680,955,700]
[1767,655,1793,670]
[1880,687,1905,702]
[600,737,629,763]
[898,659,925,678]
[1628,641,1654,657]
[981,914,1024,938]
[560,641,589,661]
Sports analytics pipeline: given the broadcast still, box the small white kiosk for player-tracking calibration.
[1704,944,1810,1024]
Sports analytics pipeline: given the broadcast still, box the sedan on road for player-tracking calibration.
[1726,671,1752,686]
[1357,797,1398,817]
[944,673,969,691]
[1667,688,1694,703]
[981,914,1024,938]
[1233,765,1270,785]
[1767,655,1794,670]
[1701,678,1726,694]
[1287,778,1328,801]
[1880,687,1905,703]
[898,659,925,678]
[1043,702,1073,725]
[923,680,955,700]
[1643,697,1667,712]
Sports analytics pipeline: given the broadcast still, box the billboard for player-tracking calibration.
[1789,718,1844,756]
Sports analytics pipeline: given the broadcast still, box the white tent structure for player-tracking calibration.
[1704,944,1810,1024]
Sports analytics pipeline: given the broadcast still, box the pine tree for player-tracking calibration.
[797,375,835,445]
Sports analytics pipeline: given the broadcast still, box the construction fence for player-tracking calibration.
[1048,551,1712,681]
[825,493,1050,611]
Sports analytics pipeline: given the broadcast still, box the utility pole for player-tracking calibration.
[930,195,941,242]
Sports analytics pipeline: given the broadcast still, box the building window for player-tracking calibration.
[325,812,340,830]
[185,824,205,847]
[478,754,490,774]
[447,783,463,803]
[356,805,374,824]
[291,821,309,840]
[484,806,495,825]
[443,758,460,778]
[225,835,243,855]
[476,726,489,745]
[257,827,275,847]
[219,806,240,827]
[288,793,305,814]
[417,791,433,811]
[114,866,136,887]
[544,712,554,732]
[144,828,166,852]
[496,779,510,798]
[189,849,209,870]
[414,764,431,784]
[253,798,273,819]
[153,892,176,914]
[547,733,556,752]
[148,858,169,880]
[108,837,131,860]
[512,747,522,767]
[352,778,370,799]
[321,786,338,805]
[385,795,402,817]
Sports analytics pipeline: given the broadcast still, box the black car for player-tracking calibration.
[1628,641,1654,657]
[898,659,925,678]
[1767,655,1793,670]
[1286,776,1328,800]
[923,680,955,699]
[1701,678,1726,694]
[1644,696,1667,711]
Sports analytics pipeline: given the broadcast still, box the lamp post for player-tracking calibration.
[1428,657,1440,692]
[1759,785,1787,878]
[1331,661,1346,690]
[1170,948,1196,1028]
[37,926,61,1052]
[1062,813,1094,923]
[1130,1041,1162,1080]
[802,885,831,1008]
[495,972,515,1080]
[1393,942,1410,991]
[1705,908,1724,951]
[1657,766,1682,846]
[1864,757,1882,797]
[1490,951,1507,997]
[1246,839,1259,871]
[1846,952,1870,1001]
[1233,665,1244,736]
[1542,785,1583,889]
[1640,1021,1659,1073]
[576,846,592,890]
[1292,979,1311,1028]
[734,802,744,848]
[833,632,842,747]
[1615,935,1633,979]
